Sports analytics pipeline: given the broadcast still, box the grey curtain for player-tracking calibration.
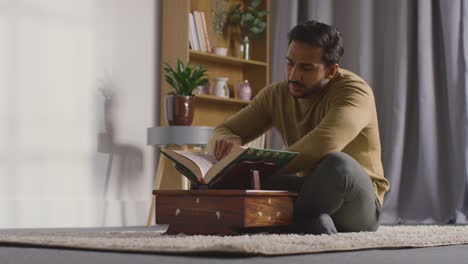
[269,0,468,224]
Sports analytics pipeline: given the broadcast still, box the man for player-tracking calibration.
[208,20,390,234]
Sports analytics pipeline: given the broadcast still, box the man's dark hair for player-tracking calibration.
[288,20,344,65]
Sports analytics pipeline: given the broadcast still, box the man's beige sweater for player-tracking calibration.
[208,69,390,205]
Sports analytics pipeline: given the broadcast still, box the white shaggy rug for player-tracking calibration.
[0,226,468,256]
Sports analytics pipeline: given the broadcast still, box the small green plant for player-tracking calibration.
[211,0,228,38]
[163,59,209,96]
[227,0,268,39]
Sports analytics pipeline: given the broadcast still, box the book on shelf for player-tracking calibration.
[188,12,200,51]
[199,11,211,52]
[193,11,207,52]
[188,13,199,51]
[160,146,299,189]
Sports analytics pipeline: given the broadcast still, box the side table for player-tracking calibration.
[146,126,214,227]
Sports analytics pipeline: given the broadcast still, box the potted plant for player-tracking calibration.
[163,59,208,126]
[227,0,268,59]
[210,0,229,56]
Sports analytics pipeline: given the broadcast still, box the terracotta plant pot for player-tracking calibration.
[165,95,195,126]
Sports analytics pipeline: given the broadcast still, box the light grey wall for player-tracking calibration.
[0,0,160,228]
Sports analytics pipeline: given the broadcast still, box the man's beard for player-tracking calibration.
[288,79,325,98]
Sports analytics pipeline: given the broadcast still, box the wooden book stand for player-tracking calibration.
[153,160,297,235]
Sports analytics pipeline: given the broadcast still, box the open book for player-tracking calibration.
[160,146,299,189]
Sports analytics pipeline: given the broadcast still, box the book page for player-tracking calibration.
[204,146,247,182]
[173,151,218,178]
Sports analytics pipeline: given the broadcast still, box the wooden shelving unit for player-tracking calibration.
[156,0,270,190]
[159,0,270,128]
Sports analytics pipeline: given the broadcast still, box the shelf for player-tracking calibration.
[190,51,267,67]
[160,0,269,128]
[195,94,250,106]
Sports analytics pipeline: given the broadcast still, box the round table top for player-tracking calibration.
[147,126,214,146]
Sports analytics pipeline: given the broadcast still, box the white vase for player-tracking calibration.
[214,77,230,98]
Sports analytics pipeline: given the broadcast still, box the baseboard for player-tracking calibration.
[0,199,151,229]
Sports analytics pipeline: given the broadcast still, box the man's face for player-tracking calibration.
[286,40,335,98]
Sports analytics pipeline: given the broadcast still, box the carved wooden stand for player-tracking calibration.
[154,189,296,235]
[154,161,297,235]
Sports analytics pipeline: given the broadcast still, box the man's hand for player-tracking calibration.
[214,137,242,160]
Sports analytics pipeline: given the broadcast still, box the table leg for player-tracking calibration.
[146,153,166,227]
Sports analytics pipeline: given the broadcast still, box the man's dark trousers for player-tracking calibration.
[263,152,382,232]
